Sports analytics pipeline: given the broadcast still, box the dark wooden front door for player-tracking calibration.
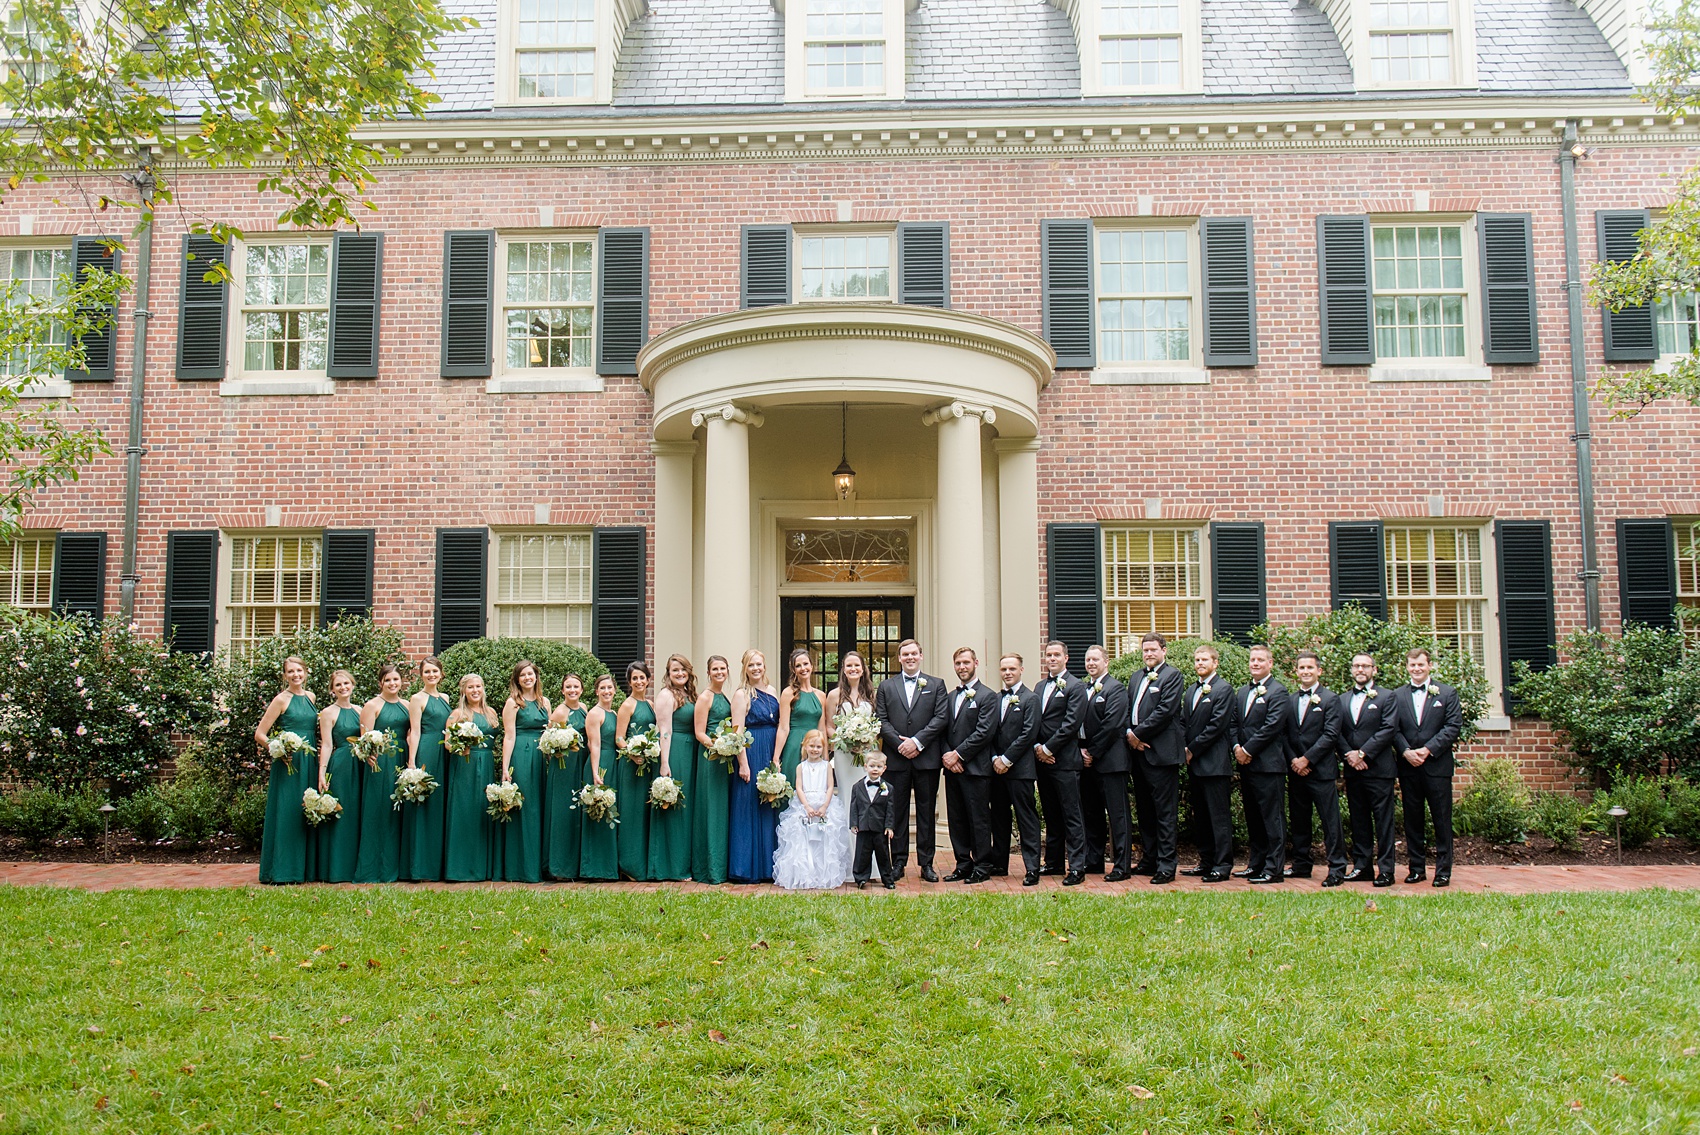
[779,596,916,689]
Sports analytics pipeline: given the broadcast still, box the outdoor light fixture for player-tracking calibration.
[1608,805,1628,863]
[99,802,116,864]
[832,402,856,500]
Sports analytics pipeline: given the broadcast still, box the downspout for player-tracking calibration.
[1559,123,1602,632]
[118,154,155,623]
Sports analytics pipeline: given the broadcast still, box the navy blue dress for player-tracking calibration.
[727,688,780,883]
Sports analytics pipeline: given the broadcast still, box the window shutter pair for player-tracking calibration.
[1041,218,1258,370]
[1596,209,1657,362]
[739,223,950,309]
[175,233,384,380]
[440,228,650,379]
[67,237,121,381]
[50,532,107,619]
[1616,518,1677,629]
[1317,214,1538,366]
[163,528,377,652]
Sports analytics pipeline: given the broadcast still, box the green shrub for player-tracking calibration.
[227,785,267,850]
[116,786,174,844]
[6,787,69,849]
[164,777,225,848]
[1528,791,1588,848]
[437,638,611,707]
[1660,777,1700,844]
[61,785,111,847]
[1109,637,1249,691]
[1592,778,1673,849]
[1454,758,1531,844]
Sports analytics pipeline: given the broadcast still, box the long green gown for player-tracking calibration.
[316,705,363,883]
[354,698,410,884]
[406,692,453,882]
[691,691,732,884]
[259,691,319,885]
[615,699,656,881]
[444,709,496,882]
[501,699,547,883]
[779,689,824,781]
[647,697,696,881]
[545,705,587,881]
[578,709,620,880]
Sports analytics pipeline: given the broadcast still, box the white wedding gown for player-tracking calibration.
[830,698,872,809]
[772,760,853,890]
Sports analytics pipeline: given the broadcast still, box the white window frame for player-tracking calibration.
[1385,521,1499,690]
[793,225,896,304]
[0,530,54,611]
[1101,524,1209,659]
[1675,517,1700,641]
[223,235,336,396]
[494,0,644,106]
[488,230,603,395]
[1350,0,1476,90]
[0,238,75,398]
[489,528,595,648]
[1049,0,1203,96]
[1367,213,1490,382]
[1089,219,1208,385]
[781,0,908,102]
[216,531,323,658]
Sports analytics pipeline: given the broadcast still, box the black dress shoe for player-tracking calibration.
[942,868,970,882]
[1063,871,1086,886]
[1233,867,1257,878]
[1404,870,1427,884]
[1202,870,1231,883]
[1432,872,1451,888]
[1246,872,1281,884]
[1321,873,1345,888]
[1373,875,1395,888]
[989,867,1009,877]
[1149,871,1175,885]
[1131,862,1157,876]
[1040,866,1065,876]
[1022,872,1041,886]
[1283,867,1312,879]
[856,881,867,889]
[1342,867,1369,882]
[882,881,896,889]
[965,869,991,885]
[920,866,940,883]
[1180,867,1207,877]
[1104,869,1132,882]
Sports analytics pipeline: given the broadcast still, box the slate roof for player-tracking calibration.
[1476,0,1630,92]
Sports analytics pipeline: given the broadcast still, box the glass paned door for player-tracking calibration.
[781,596,915,688]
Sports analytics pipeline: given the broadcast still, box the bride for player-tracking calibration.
[823,650,877,806]
[772,730,851,889]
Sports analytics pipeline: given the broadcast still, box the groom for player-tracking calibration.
[874,639,950,881]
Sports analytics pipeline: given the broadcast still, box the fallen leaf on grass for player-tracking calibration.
[707,1030,727,1044]
[1684,1047,1698,1057]
[94,1095,108,1111]
[1609,1074,1630,1085]
[1363,900,1379,912]
[589,1021,601,1034]
[998,995,1011,1004]
[314,944,333,955]
[126,1069,138,1082]
[86,1026,103,1036]
[180,1065,194,1076]
[750,940,768,950]
[298,961,313,969]
[270,1034,290,1043]
[710,956,726,966]
[1568,1101,1584,1112]
[1277,964,1292,972]
[337,1016,352,1026]
[1126,1085,1154,1099]
[312,1078,330,1089]
[1232,1051,1246,1061]
[366,960,381,970]
[1248,913,1263,920]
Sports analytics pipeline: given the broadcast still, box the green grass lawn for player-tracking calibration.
[2,887,1699,1134]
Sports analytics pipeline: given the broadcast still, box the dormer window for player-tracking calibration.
[1049,0,1202,95]
[1368,0,1453,84]
[781,0,907,101]
[496,0,644,105]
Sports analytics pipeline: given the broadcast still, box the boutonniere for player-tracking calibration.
[963,689,976,704]
[1365,686,1378,698]
[1254,684,1267,698]
[1053,675,1067,690]
[1089,680,1102,696]
[917,677,929,691]
[1425,683,1439,697]
[1308,693,1322,707]
[877,783,889,796]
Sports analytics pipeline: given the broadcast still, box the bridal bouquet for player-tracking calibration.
[443,719,486,758]
[267,730,313,775]
[830,708,882,766]
[350,730,397,771]
[302,785,342,826]
[755,764,794,809]
[648,775,684,811]
[538,723,583,767]
[485,780,524,822]
[707,719,754,770]
[391,766,439,810]
[624,727,661,774]
[573,781,619,827]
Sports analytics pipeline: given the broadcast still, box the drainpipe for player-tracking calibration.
[118,154,155,624]
[1559,123,1602,633]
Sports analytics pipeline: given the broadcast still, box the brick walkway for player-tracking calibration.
[5,860,1699,895]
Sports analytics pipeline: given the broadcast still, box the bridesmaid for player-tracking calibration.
[727,649,781,884]
[691,655,733,884]
[354,664,410,884]
[545,673,588,881]
[314,669,362,883]
[500,659,549,884]
[775,649,824,783]
[255,655,317,885]
[825,649,877,802]
[613,662,656,881]
[444,673,498,883]
[405,656,452,882]
[647,654,697,882]
[578,673,620,880]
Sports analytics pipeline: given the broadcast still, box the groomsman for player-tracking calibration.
[874,639,950,881]
[1284,650,1346,886]
[1393,647,1464,887]
[941,647,998,884]
[1234,644,1290,884]
[1034,640,1090,885]
[986,653,1043,885]
[1182,643,1235,882]
[1077,645,1132,880]
[1340,652,1398,886]
[1123,632,1185,885]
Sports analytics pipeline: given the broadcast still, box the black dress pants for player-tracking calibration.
[1240,770,1286,876]
[943,770,992,871]
[1136,757,1180,875]
[1345,773,1397,878]
[1035,763,1089,872]
[1286,771,1346,874]
[1189,773,1234,872]
[884,763,940,871]
[988,774,1042,874]
[1398,767,1454,872]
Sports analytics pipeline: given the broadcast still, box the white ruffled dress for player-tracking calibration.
[772,759,853,890]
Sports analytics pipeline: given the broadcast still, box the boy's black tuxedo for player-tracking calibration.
[874,669,951,874]
[849,775,897,886]
[942,678,998,874]
[1184,673,1235,873]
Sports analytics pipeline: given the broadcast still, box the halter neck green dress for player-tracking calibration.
[647,695,696,881]
[501,699,548,883]
[354,698,410,884]
[546,705,587,880]
[615,698,656,881]
[691,691,732,884]
[779,689,824,781]
[444,709,496,882]
[259,691,319,885]
[577,708,619,880]
[406,692,453,882]
[316,704,363,883]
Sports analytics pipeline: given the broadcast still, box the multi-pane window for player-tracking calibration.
[1385,526,1486,667]
[1097,228,1192,364]
[1100,0,1182,88]
[0,245,69,377]
[1368,0,1453,84]
[1655,294,1700,357]
[503,239,595,370]
[515,0,595,99]
[240,242,330,373]
[804,0,884,93]
[1372,224,1467,359]
[0,534,53,611]
[228,535,321,657]
[1102,527,1205,658]
[2,4,53,87]
[1677,520,1700,639]
[797,232,892,301]
[494,531,592,646]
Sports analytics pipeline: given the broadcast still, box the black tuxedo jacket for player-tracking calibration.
[848,776,896,832]
[991,684,1040,779]
[1127,662,1186,768]
[1035,672,1087,771]
[1080,674,1131,775]
[1285,685,1344,779]
[1183,674,1234,778]
[1339,685,1399,779]
[874,671,950,770]
[1392,681,1465,778]
[1233,676,1291,775]
[944,679,999,776]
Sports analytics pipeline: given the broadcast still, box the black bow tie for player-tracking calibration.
[1411,684,1427,692]
[1354,686,1370,694]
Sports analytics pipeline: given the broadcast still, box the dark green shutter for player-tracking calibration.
[1041,219,1095,368]
[1210,521,1265,644]
[1329,521,1386,619]
[1478,213,1538,365]
[740,225,792,308]
[164,530,219,653]
[50,532,107,620]
[1046,522,1102,666]
[66,236,120,381]
[433,528,488,653]
[1496,520,1555,713]
[1201,218,1256,367]
[1318,216,1373,365]
[327,232,383,379]
[896,222,949,308]
[592,526,647,678]
[320,529,375,626]
[440,231,495,378]
[175,235,229,381]
[596,227,649,376]
[1616,518,1676,629]
[1596,210,1657,362]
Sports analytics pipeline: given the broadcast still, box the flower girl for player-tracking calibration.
[772,730,852,890]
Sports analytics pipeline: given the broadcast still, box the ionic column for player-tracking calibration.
[692,403,763,667]
[923,401,995,664]
[994,436,1042,671]
[651,439,697,668]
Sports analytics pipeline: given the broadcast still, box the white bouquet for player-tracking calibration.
[755,764,794,809]
[443,718,486,758]
[538,724,583,768]
[624,726,661,774]
[830,707,882,766]
[391,766,439,810]
[707,719,754,769]
[302,785,342,826]
[350,729,397,771]
[573,782,619,827]
[485,780,524,822]
[648,774,684,811]
[267,730,313,775]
